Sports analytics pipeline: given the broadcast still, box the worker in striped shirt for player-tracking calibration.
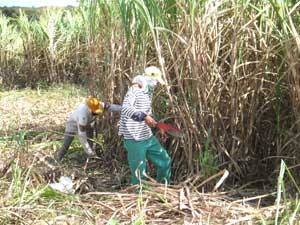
[119,66,171,185]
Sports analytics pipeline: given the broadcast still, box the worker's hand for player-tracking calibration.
[158,128,168,143]
[85,148,96,158]
[144,115,157,127]
[104,101,111,111]
[83,140,95,158]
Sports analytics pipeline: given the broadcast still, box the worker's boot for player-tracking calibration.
[55,148,67,162]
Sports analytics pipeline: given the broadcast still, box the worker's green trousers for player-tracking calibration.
[124,135,171,185]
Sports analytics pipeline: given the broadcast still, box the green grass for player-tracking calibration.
[199,129,218,178]
[273,160,300,225]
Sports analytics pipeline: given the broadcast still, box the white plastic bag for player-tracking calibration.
[49,176,74,194]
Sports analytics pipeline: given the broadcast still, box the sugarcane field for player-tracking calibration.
[1,1,300,224]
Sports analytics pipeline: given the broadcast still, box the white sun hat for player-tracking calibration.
[144,66,166,85]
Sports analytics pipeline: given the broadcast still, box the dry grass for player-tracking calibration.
[0,85,282,224]
[0,84,86,135]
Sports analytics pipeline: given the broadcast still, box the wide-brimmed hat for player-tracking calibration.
[144,66,166,85]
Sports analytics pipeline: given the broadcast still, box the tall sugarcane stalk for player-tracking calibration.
[1,0,300,183]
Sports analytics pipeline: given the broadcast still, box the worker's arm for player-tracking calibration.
[77,123,93,156]
[103,101,121,112]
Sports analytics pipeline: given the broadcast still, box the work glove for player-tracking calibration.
[104,101,111,111]
[84,146,95,157]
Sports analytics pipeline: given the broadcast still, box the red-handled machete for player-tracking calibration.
[156,121,183,138]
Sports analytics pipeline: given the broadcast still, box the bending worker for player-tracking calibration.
[55,97,121,161]
[119,66,171,185]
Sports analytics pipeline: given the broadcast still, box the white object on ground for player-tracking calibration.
[49,176,74,194]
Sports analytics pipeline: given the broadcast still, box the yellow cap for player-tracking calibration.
[87,98,104,114]
[144,66,166,85]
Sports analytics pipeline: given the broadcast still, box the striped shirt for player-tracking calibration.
[119,84,153,140]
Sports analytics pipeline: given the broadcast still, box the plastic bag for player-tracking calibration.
[49,176,74,194]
